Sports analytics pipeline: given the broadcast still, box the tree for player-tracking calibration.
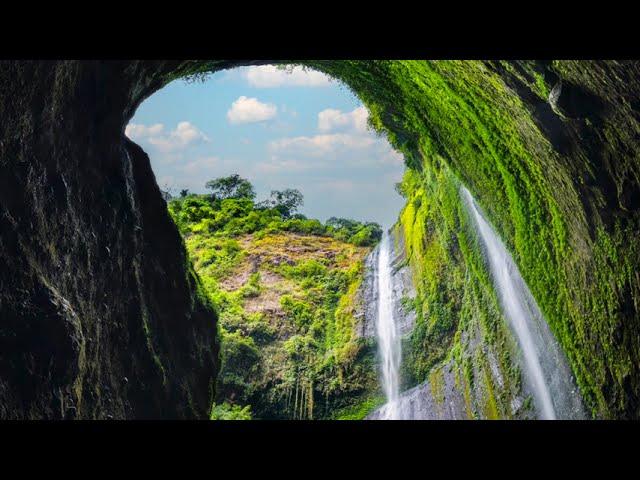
[326,217,358,231]
[180,189,189,198]
[205,174,256,201]
[326,217,382,246]
[160,189,173,202]
[259,188,304,218]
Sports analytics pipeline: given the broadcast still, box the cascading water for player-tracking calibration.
[375,232,403,420]
[368,189,582,420]
[460,186,584,420]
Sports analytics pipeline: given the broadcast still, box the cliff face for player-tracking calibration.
[1,60,639,419]
[0,61,218,419]
[311,61,640,419]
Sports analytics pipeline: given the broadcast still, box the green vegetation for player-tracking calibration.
[333,395,386,420]
[168,175,381,419]
[168,175,382,247]
[206,173,256,201]
[210,402,253,420]
[293,60,640,418]
[394,162,527,418]
[169,61,640,419]
[257,188,304,219]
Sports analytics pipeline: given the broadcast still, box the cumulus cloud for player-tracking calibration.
[244,65,332,88]
[269,133,376,156]
[268,107,379,160]
[125,123,164,138]
[125,121,209,152]
[265,104,403,175]
[254,158,319,174]
[318,106,369,133]
[227,96,277,124]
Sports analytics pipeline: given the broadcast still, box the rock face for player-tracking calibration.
[1,60,640,419]
[367,362,469,420]
[0,61,220,419]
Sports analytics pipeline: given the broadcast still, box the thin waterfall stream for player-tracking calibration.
[460,186,583,419]
[374,232,403,419]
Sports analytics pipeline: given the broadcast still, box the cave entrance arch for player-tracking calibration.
[112,59,640,420]
[1,60,639,419]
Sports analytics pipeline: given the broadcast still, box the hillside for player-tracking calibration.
[167,182,383,419]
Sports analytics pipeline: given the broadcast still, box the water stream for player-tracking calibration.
[374,232,403,419]
[461,186,583,419]
[370,187,583,420]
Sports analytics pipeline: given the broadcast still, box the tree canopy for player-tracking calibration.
[258,188,304,218]
[206,174,256,201]
[167,174,383,247]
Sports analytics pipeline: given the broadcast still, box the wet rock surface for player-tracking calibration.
[367,362,467,420]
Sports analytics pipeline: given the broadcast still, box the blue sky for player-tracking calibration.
[126,65,405,227]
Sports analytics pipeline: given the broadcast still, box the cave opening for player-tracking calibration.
[124,62,585,421]
[127,64,406,229]
[2,60,638,420]
[119,60,593,420]
[125,64,407,419]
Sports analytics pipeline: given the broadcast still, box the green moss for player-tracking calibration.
[292,60,640,418]
[333,395,385,420]
[482,366,500,420]
[429,368,445,406]
[170,60,640,418]
[532,71,550,99]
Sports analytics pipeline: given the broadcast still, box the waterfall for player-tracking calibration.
[461,186,583,420]
[375,232,403,420]
[367,188,583,420]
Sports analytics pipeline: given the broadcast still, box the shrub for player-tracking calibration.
[210,402,253,420]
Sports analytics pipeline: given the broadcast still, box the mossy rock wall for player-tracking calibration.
[1,60,639,418]
[306,60,640,419]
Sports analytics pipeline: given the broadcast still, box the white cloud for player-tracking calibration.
[227,96,277,124]
[125,123,164,138]
[266,104,403,175]
[125,121,209,152]
[269,133,376,156]
[269,106,380,156]
[318,106,369,133]
[244,65,332,88]
[255,158,318,174]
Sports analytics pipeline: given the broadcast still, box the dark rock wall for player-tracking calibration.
[0,61,217,419]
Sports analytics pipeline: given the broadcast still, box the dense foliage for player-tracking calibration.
[168,178,382,247]
[168,176,382,419]
[174,60,640,418]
